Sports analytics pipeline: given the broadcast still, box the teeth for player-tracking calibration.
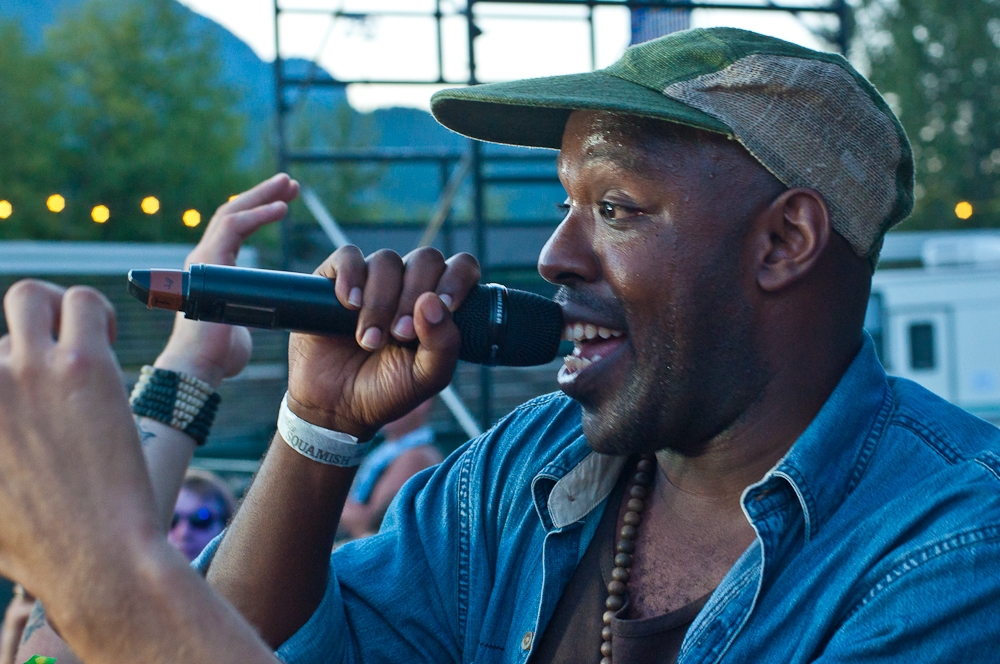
[563,355,594,372]
[563,323,625,342]
[562,353,605,373]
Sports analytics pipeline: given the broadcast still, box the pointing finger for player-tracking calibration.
[187,200,289,267]
[222,173,299,214]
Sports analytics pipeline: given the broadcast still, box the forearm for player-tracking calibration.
[139,349,227,525]
[135,417,196,526]
[45,538,276,664]
[207,435,357,647]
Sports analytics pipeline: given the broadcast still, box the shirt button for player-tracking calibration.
[521,631,533,650]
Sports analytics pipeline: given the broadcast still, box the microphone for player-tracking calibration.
[126,264,563,367]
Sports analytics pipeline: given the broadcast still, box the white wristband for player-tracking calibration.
[277,393,372,466]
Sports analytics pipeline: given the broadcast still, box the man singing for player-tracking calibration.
[0,27,997,663]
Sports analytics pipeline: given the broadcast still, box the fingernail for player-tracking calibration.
[360,327,381,350]
[439,293,454,311]
[348,287,362,308]
[393,315,414,339]
[424,297,444,325]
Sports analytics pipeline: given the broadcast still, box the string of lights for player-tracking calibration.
[0,194,212,227]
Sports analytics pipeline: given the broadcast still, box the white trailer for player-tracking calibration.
[868,233,1000,426]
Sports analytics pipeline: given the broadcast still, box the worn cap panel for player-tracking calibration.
[664,53,909,260]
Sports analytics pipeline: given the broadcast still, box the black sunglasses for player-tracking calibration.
[171,507,221,531]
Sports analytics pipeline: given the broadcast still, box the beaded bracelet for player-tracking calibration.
[129,365,221,446]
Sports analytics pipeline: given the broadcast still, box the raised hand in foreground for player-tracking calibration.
[155,172,299,388]
[0,173,300,664]
[0,280,278,664]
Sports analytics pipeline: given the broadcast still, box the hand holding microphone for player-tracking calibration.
[129,246,563,440]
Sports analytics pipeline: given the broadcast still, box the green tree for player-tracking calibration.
[0,21,64,238]
[7,0,252,241]
[858,0,1000,229]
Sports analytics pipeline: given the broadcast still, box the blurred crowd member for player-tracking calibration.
[169,469,237,561]
[0,585,34,664]
[339,400,443,539]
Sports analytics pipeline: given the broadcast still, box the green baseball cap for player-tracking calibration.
[431,27,914,265]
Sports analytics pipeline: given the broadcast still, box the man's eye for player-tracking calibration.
[556,202,571,215]
[599,201,637,221]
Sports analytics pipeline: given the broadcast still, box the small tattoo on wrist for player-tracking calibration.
[134,415,157,447]
[21,601,46,644]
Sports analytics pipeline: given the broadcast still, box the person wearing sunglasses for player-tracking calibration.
[168,470,236,562]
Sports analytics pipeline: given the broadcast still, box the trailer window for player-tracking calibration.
[909,322,935,370]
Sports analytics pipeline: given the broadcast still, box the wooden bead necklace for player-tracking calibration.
[600,454,656,664]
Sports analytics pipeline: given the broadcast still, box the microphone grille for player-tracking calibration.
[455,285,563,367]
[498,288,564,366]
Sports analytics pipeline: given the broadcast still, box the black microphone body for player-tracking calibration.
[127,264,563,367]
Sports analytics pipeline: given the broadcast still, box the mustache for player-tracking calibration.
[553,286,629,330]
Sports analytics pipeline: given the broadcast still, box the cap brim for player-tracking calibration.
[430,70,732,149]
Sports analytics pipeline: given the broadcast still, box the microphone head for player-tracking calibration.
[454,284,563,367]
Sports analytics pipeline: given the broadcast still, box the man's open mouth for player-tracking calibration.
[560,321,626,376]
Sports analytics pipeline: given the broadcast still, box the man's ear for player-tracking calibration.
[754,188,831,291]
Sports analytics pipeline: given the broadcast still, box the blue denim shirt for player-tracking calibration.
[198,337,1000,662]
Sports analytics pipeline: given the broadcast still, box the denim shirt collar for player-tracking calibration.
[743,336,893,543]
[530,336,893,540]
[530,434,628,530]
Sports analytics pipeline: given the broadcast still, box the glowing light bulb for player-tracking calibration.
[182,209,202,228]
[46,194,65,213]
[955,201,973,220]
[141,196,160,215]
[0,200,11,219]
[91,205,110,224]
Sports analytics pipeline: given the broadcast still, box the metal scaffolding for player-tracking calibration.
[272,0,851,430]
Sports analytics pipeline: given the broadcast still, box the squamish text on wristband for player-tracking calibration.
[127,264,564,367]
[277,393,372,466]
